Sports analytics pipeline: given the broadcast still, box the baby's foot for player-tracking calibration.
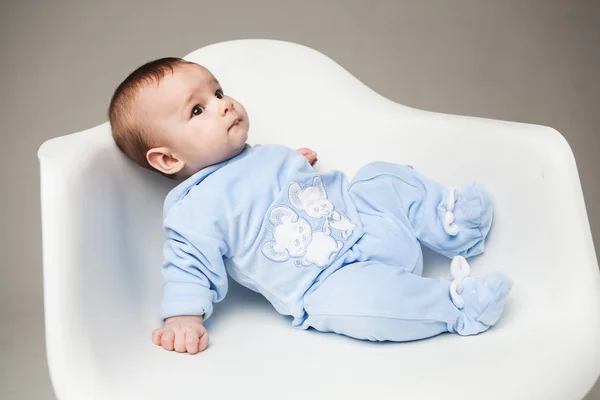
[448,257,513,336]
[441,183,494,257]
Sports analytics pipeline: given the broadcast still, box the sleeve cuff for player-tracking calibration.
[160,283,215,321]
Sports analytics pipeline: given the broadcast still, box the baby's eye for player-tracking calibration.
[215,90,224,99]
[191,105,203,118]
[298,227,304,233]
[314,207,319,212]
[294,239,300,246]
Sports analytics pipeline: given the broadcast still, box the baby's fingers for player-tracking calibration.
[198,327,209,353]
[174,329,187,353]
[185,328,200,354]
[152,328,164,346]
[161,329,175,351]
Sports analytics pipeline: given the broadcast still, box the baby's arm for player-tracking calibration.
[152,315,208,354]
[157,209,229,354]
[296,147,318,166]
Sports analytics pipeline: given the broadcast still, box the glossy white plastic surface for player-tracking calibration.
[38,40,600,400]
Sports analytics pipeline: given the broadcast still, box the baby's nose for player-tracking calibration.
[219,99,234,116]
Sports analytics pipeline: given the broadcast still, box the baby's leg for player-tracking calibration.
[300,259,512,341]
[350,162,493,259]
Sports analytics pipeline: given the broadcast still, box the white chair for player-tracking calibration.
[38,39,600,400]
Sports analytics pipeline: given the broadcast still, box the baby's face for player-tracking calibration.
[138,63,249,177]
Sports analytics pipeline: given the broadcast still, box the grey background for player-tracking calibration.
[1,0,599,398]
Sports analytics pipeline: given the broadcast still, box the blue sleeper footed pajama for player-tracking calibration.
[160,144,512,341]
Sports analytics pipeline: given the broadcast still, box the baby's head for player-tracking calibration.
[109,58,249,179]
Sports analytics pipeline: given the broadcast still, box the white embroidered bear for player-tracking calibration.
[262,206,343,268]
[289,176,333,219]
[289,176,357,239]
[301,229,344,267]
[327,211,356,240]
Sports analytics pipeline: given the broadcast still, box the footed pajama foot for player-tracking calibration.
[441,183,494,258]
[447,256,513,336]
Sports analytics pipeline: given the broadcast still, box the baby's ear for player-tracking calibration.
[146,147,184,176]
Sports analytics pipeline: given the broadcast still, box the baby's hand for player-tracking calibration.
[152,315,208,355]
[297,148,318,166]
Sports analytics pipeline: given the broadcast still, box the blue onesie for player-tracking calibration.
[161,144,512,341]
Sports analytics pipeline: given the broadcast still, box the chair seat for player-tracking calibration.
[38,39,600,400]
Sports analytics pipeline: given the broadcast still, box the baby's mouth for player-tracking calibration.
[228,117,240,130]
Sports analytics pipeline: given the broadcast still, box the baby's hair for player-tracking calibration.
[108,57,195,178]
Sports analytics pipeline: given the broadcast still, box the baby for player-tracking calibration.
[109,58,513,354]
